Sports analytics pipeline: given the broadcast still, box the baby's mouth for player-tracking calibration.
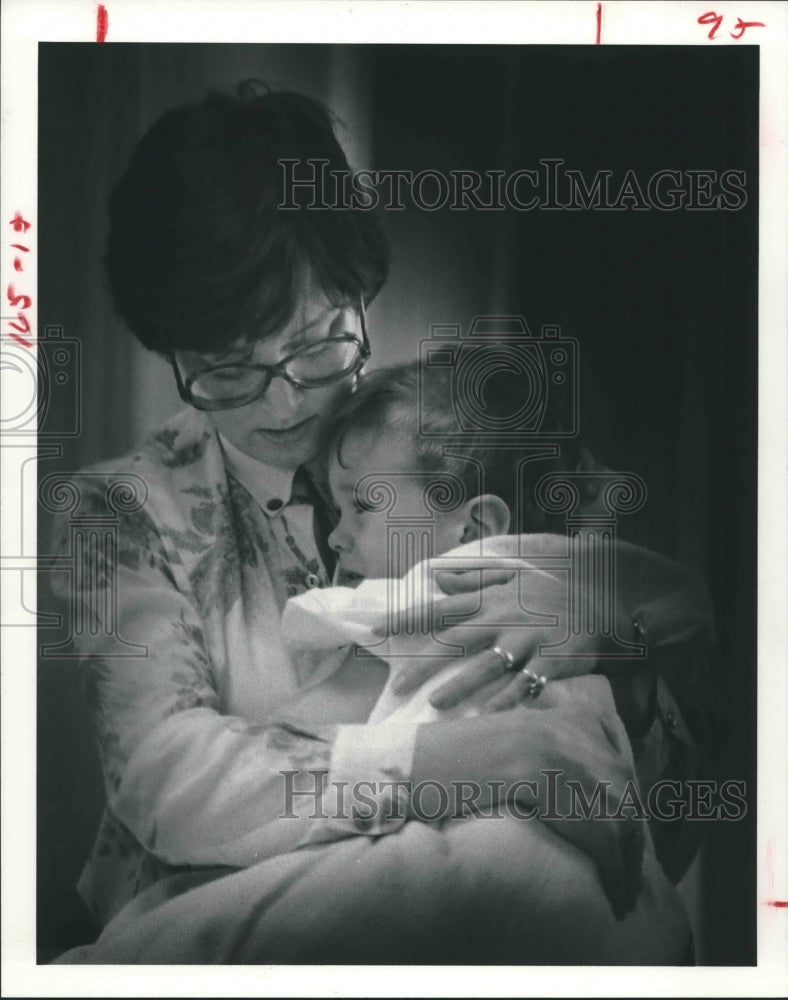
[335,568,365,588]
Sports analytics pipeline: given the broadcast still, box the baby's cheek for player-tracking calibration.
[367,541,392,578]
[361,524,396,578]
[431,519,462,561]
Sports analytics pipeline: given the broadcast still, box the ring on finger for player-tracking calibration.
[490,645,517,672]
[520,667,547,699]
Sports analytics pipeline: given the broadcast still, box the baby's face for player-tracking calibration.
[327,427,466,586]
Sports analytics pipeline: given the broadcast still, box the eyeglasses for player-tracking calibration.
[171,301,370,412]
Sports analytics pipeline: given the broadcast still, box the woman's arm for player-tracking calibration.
[52,486,643,920]
[49,479,417,870]
[409,676,645,918]
[381,536,715,716]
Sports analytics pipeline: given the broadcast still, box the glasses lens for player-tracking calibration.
[183,336,365,409]
[189,365,266,408]
[285,337,363,385]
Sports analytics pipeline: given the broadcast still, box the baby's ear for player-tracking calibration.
[461,494,511,542]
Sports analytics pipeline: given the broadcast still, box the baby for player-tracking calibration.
[279,362,714,731]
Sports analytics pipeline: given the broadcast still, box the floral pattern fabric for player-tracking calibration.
[51,407,417,926]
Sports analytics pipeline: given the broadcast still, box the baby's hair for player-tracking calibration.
[328,361,601,534]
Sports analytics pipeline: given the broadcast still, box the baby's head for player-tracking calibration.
[326,362,526,585]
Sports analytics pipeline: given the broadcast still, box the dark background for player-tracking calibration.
[37,44,757,963]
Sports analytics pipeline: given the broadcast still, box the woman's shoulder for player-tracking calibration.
[89,408,218,478]
[51,409,228,534]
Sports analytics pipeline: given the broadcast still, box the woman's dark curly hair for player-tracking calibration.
[105,81,390,355]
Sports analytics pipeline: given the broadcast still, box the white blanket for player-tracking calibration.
[281,536,561,725]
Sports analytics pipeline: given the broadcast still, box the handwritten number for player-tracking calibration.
[9,212,31,234]
[698,11,766,40]
[9,313,31,335]
[729,17,766,40]
[7,284,32,310]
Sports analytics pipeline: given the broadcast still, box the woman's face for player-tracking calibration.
[174,291,363,469]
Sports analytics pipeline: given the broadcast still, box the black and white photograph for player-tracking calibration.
[1,1,786,994]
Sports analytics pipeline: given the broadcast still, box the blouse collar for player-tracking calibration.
[217,433,300,517]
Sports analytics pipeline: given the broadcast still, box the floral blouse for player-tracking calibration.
[52,408,417,926]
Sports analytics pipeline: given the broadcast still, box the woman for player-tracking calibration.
[52,82,708,963]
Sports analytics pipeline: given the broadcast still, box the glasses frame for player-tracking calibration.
[170,300,370,412]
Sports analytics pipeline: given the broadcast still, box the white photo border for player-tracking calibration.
[2,1,786,995]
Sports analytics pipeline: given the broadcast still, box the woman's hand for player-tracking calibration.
[377,567,636,710]
[410,676,645,919]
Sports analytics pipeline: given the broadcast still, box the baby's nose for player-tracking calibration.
[327,523,351,553]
